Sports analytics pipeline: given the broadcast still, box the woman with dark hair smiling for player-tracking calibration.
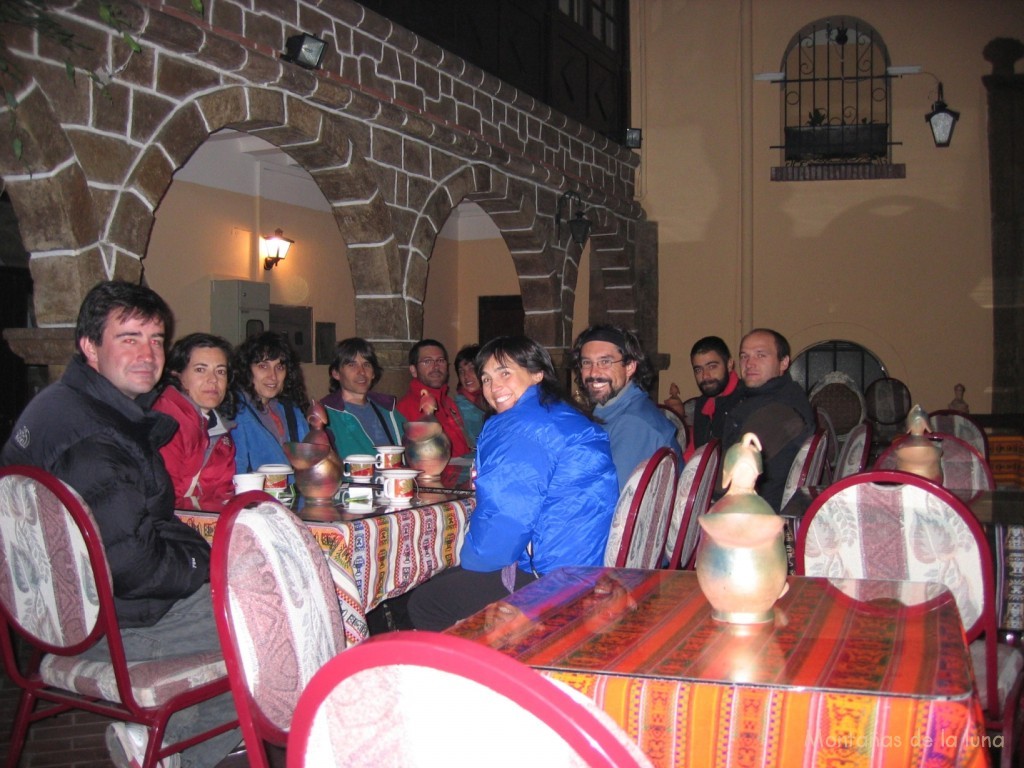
[153,332,237,510]
[409,335,618,631]
[231,331,309,473]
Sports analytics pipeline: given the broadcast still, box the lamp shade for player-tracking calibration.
[925,83,959,148]
[261,228,294,270]
[284,34,326,69]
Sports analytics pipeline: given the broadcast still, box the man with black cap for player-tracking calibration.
[571,324,682,490]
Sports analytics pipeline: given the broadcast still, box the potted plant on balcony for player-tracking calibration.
[785,109,889,162]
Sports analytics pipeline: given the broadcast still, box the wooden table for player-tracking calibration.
[783,485,1024,633]
[449,567,989,768]
[178,487,474,646]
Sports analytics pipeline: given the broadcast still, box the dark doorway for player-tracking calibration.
[0,267,34,444]
[478,295,524,344]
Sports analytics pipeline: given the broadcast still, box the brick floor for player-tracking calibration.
[0,667,251,768]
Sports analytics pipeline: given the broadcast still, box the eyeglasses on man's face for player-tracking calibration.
[579,358,624,372]
[418,357,448,368]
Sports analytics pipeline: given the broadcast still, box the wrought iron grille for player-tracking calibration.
[777,17,893,165]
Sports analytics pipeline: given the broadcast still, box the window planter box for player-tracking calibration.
[784,123,889,162]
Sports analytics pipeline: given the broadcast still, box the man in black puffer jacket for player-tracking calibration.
[720,328,815,512]
[2,281,239,768]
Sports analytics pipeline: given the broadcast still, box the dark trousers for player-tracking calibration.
[407,565,537,631]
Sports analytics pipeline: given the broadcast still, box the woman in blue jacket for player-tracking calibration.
[409,335,618,631]
[231,331,309,473]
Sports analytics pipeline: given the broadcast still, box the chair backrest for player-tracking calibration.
[286,631,652,768]
[795,469,999,713]
[604,448,678,568]
[864,377,912,443]
[657,404,687,451]
[929,410,989,459]
[681,396,699,431]
[834,422,872,479]
[814,407,839,480]
[665,440,721,570]
[0,466,138,703]
[874,433,995,491]
[780,430,828,510]
[808,371,866,437]
[211,492,347,767]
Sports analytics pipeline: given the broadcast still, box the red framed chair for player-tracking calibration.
[657,404,687,451]
[930,409,990,460]
[0,466,237,768]
[795,470,1024,767]
[874,432,995,491]
[604,448,678,568]
[780,429,829,510]
[833,421,872,479]
[286,631,653,768]
[210,491,347,768]
[664,440,721,570]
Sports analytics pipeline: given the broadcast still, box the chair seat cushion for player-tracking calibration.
[40,651,227,708]
[970,640,1024,709]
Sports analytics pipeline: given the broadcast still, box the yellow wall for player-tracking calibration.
[635,0,1023,414]
[145,180,354,401]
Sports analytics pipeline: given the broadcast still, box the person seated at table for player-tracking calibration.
[408,335,618,631]
[153,332,236,511]
[397,339,472,458]
[453,343,487,450]
[684,334,742,460]
[320,337,406,456]
[231,331,309,473]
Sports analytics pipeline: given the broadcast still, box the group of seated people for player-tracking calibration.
[0,278,814,768]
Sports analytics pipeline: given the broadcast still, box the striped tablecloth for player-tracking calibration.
[178,496,474,646]
[449,567,988,768]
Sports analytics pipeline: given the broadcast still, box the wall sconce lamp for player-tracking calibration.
[554,190,592,247]
[282,33,326,69]
[261,228,294,270]
[925,82,959,148]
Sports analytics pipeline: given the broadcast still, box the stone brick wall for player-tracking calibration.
[0,0,649,365]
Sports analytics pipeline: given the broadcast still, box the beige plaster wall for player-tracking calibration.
[145,180,355,401]
[635,0,1023,414]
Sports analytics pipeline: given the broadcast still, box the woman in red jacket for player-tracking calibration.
[153,333,237,510]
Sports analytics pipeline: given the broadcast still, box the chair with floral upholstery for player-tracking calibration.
[0,465,236,768]
[874,433,995,491]
[808,371,866,444]
[657,404,687,452]
[665,440,722,570]
[780,429,829,510]
[929,409,989,460]
[833,421,872,479]
[286,631,653,768]
[864,376,912,446]
[796,470,1024,768]
[210,491,347,768]
[604,448,678,568]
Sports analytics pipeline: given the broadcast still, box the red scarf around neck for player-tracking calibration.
[701,370,739,418]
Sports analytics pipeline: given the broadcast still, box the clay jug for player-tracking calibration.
[402,418,451,478]
[894,404,943,483]
[282,441,343,502]
[695,433,788,624]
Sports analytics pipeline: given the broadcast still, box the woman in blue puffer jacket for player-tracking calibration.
[409,335,618,630]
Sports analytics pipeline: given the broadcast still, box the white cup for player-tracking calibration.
[344,454,376,483]
[256,463,292,498]
[232,473,266,494]
[379,469,419,505]
[374,445,405,470]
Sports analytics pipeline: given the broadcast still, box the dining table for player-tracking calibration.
[782,484,1024,634]
[448,566,990,768]
[177,458,476,646]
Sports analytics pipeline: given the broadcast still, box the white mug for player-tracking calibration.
[379,469,419,505]
[232,473,266,494]
[256,463,291,498]
[374,445,405,470]
[341,485,374,507]
[344,454,376,483]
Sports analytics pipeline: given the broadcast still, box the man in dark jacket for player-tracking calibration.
[720,328,815,511]
[1,281,238,768]
[686,335,743,460]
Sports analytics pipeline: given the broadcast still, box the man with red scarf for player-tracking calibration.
[682,335,742,460]
[397,339,472,458]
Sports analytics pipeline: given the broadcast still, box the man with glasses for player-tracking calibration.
[397,339,472,458]
[571,324,682,490]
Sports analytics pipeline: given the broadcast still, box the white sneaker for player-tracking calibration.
[105,722,181,768]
